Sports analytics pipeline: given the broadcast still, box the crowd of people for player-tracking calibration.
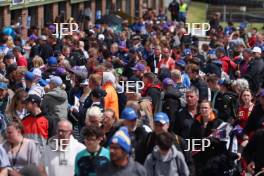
[0,0,264,176]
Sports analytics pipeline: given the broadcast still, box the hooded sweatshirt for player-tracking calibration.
[144,145,189,176]
[41,87,68,120]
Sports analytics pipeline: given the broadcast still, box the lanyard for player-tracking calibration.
[11,137,24,167]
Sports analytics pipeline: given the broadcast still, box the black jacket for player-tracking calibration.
[244,103,264,135]
[172,107,197,139]
[189,116,223,139]
[243,57,264,93]
[191,77,209,101]
[162,86,182,127]
[243,129,264,173]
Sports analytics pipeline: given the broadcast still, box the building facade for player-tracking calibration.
[0,0,164,37]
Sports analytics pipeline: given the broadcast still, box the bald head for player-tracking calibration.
[58,119,73,131]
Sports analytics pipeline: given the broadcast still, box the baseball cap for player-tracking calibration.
[47,56,57,66]
[163,78,174,87]
[0,82,8,90]
[28,34,38,41]
[176,59,186,68]
[24,94,41,105]
[39,35,47,41]
[98,34,105,40]
[49,76,63,86]
[25,71,36,81]
[4,53,14,60]
[132,63,145,72]
[183,48,192,56]
[154,112,170,124]
[111,126,131,154]
[69,67,88,80]
[252,46,261,54]
[121,107,138,121]
[132,35,141,40]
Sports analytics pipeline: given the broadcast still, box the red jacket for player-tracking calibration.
[22,113,49,147]
[219,56,237,74]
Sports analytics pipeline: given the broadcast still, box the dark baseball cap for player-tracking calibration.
[24,94,41,105]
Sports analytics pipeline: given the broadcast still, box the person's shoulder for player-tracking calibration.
[76,148,89,160]
[131,159,147,175]
[100,147,110,156]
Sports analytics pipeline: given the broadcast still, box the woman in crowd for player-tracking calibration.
[237,89,254,128]
[6,88,28,122]
[3,122,40,172]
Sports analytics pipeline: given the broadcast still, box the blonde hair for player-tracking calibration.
[32,56,44,68]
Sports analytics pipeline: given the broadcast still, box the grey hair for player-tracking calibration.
[232,78,249,90]
[58,119,73,130]
[86,106,103,119]
[186,86,199,97]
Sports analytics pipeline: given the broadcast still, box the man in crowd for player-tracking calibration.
[39,119,85,176]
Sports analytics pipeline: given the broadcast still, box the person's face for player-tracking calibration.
[186,92,198,107]
[86,116,101,127]
[25,101,34,112]
[62,48,71,57]
[241,91,252,105]
[102,111,115,129]
[123,119,137,132]
[154,48,161,56]
[6,126,20,143]
[200,102,212,118]
[88,79,96,89]
[253,52,261,58]
[0,89,7,100]
[142,77,150,86]
[154,122,169,134]
[84,135,101,152]
[186,70,195,80]
[57,122,72,140]
[110,45,118,54]
[110,143,127,162]
[243,51,251,60]
[0,59,5,70]
[6,59,15,66]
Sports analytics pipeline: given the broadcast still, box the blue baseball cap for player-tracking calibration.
[176,59,186,68]
[47,56,57,66]
[49,76,63,86]
[25,71,35,81]
[183,48,192,56]
[208,49,216,55]
[0,82,8,90]
[154,112,170,124]
[121,107,138,120]
[111,126,131,153]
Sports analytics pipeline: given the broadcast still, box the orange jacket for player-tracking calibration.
[102,83,119,120]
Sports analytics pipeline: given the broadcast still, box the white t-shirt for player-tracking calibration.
[41,135,86,176]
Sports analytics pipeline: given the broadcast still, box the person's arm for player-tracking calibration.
[175,151,190,176]
[0,168,8,176]
[144,155,154,176]
[38,164,48,176]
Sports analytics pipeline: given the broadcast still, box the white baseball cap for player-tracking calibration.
[252,47,262,54]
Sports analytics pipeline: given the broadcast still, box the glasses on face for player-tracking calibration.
[57,129,71,134]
